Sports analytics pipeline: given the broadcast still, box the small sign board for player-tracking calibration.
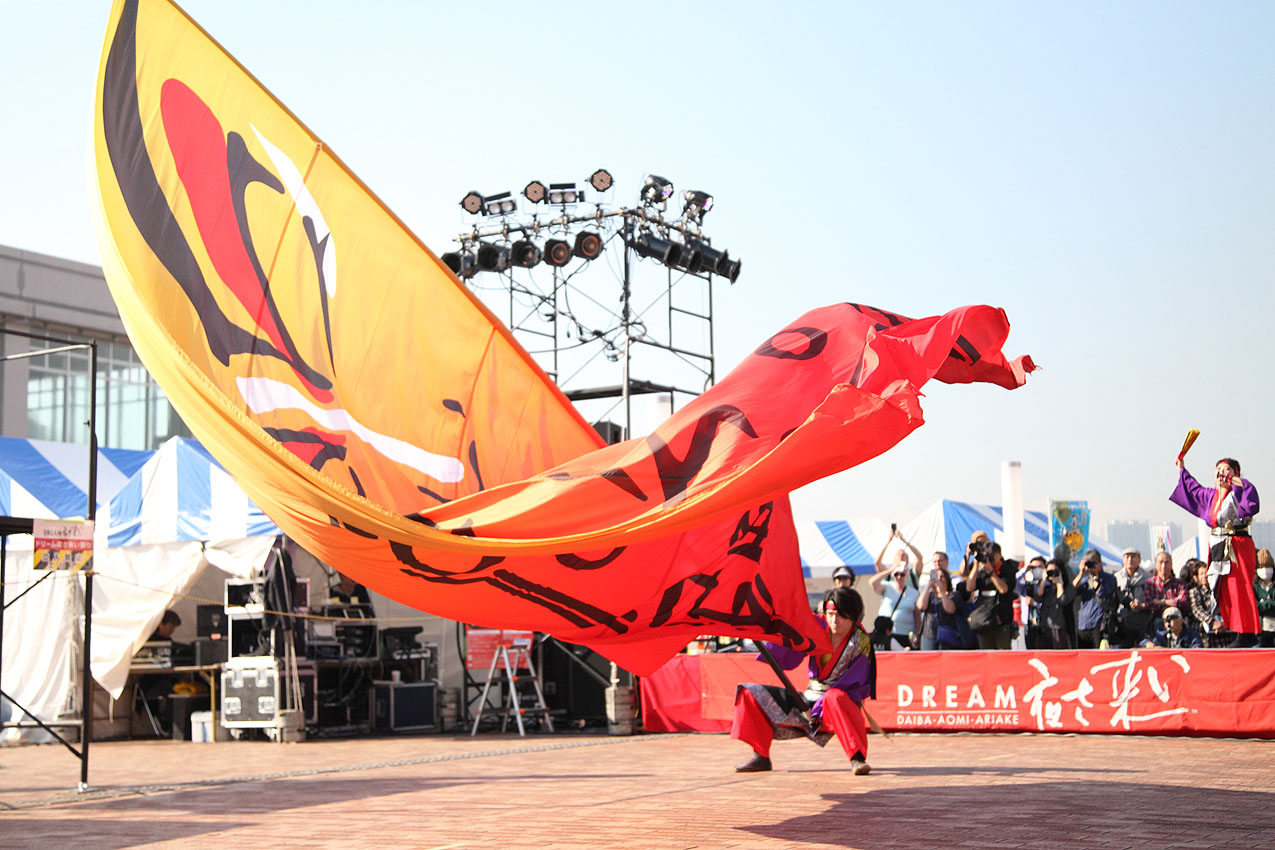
[465,628,534,671]
[33,519,94,571]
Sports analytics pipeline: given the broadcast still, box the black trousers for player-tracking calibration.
[1077,627,1104,649]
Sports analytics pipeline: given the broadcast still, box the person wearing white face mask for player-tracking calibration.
[1254,548,1275,647]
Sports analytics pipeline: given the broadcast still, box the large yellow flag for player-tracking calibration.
[93,0,1034,673]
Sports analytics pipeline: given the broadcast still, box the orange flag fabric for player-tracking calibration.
[92,0,1035,674]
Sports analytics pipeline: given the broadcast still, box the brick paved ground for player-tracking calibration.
[2,730,1273,849]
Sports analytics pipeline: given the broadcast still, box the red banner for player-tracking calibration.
[641,650,1275,738]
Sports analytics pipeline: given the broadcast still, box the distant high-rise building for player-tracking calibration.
[1105,520,1183,554]
[1250,521,1275,552]
[1106,520,1149,552]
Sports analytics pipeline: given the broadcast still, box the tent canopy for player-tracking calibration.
[798,499,1127,576]
[0,435,150,520]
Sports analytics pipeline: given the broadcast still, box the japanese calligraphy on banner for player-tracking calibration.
[874,650,1275,737]
[33,520,94,571]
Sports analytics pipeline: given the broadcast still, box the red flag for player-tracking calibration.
[92,0,1034,675]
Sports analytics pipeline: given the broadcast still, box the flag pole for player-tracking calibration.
[754,643,819,741]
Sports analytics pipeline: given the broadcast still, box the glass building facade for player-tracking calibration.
[24,336,189,450]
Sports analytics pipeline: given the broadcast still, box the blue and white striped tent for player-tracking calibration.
[0,435,151,521]
[0,435,278,545]
[902,499,1125,569]
[796,500,1126,577]
[796,517,891,578]
[100,437,279,546]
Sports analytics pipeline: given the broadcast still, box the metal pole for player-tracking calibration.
[1,534,6,723]
[79,341,99,791]
[621,219,632,440]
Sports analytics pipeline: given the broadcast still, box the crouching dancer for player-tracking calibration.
[732,587,875,776]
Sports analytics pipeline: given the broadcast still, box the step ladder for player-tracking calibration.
[470,644,554,737]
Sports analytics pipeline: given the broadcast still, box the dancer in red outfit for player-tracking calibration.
[732,587,875,776]
[1170,457,1261,644]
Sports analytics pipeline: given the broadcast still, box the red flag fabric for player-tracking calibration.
[92,0,1035,675]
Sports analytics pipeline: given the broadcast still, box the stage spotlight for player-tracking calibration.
[573,231,603,261]
[716,255,742,284]
[589,169,613,192]
[685,240,740,281]
[460,191,484,215]
[671,242,703,275]
[482,191,516,216]
[511,240,542,268]
[544,238,573,267]
[630,232,683,267]
[682,190,713,222]
[523,180,547,204]
[640,174,674,204]
[441,251,478,279]
[688,240,725,275]
[476,242,511,273]
[548,183,580,205]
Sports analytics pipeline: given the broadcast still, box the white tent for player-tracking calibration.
[1,437,278,742]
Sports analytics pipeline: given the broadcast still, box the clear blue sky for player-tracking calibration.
[2,0,1273,530]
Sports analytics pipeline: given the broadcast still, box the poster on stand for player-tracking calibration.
[1050,500,1090,566]
[33,519,94,571]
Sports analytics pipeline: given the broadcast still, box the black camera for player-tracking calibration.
[1084,559,1100,572]
[969,539,992,563]
[1046,569,1059,579]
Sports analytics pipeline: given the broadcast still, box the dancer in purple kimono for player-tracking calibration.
[731,587,875,776]
[1170,457,1260,642]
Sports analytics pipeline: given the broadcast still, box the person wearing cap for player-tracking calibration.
[869,529,922,648]
[832,566,855,589]
[1142,606,1202,649]
[1113,547,1153,648]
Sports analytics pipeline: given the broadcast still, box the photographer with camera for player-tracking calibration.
[1034,558,1077,648]
[1016,556,1048,649]
[1072,549,1117,648]
[1113,548,1153,647]
[961,534,1016,649]
[869,527,923,648]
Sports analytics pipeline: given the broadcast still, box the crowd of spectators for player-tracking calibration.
[851,529,1275,650]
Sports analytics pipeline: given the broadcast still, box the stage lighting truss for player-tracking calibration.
[449,175,739,285]
[444,172,740,440]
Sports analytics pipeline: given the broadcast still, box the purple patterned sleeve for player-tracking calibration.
[1169,466,1212,521]
[756,642,807,671]
[1233,479,1260,521]
[828,654,872,703]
